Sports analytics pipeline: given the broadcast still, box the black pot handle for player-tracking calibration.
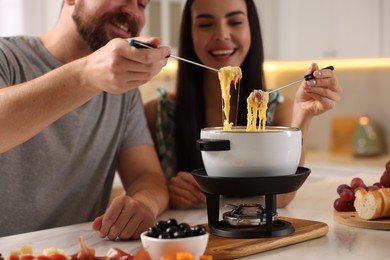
[197,139,230,151]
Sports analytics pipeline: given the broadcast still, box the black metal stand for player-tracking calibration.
[206,193,294,238]
[191,167,311,238]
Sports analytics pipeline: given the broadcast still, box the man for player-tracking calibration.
[0,0,169,240]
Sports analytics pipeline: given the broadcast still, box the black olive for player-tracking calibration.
[156,220,169,231]
[192,224,207,236]
[166,218,178,227]
[158,231,171,239]
[172,230,186,238]
[146,226,161,238]
[147,219,206,239]
[165,225,180,236]
[178,222,190,231]
[183,227,194,237]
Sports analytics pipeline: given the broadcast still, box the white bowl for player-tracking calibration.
[140,232,209,260]
[197,126,302,177]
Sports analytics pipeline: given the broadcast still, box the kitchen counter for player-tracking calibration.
[0,162,389,260]
[305,149,389,169]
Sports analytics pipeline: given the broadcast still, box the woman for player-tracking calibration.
[145,0,342,209]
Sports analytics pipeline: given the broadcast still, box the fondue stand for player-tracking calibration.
[191,167,311,238]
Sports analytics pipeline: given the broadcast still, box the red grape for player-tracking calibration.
[367,185,379,191]
[350,177,366,192]
[380,174,390,187]
[386,160,390,172]
[347,201,356,211]
[333,198,348,211]
[373,182,384,189]
[340,188,354,202]
[336,184,351,195]
[334,164,390,213]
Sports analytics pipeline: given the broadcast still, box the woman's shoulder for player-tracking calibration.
[144,91,176,108]
[144,90,176,119]
[159,88,176,102]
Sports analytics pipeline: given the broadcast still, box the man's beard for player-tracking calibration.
[72,2,140,51]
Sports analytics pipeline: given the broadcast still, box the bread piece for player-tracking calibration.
[378,188,390,216]
[354,188,390,220]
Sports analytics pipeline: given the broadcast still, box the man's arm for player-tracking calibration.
[92,144,169,240]
[0,38,170,153]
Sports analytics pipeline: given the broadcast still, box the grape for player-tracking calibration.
[373,182,384,189]
[386,160,390,172]
[350,177,366,192]
[347,201,356,211]
[333,198,348,211]
[337,184,351,195]
[339,188,354,202]
[380,174,390,187]
[367,185,379,191]
[334,167,390,213]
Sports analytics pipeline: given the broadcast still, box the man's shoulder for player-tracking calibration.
[0,35,39,50]
[0,35,43,62]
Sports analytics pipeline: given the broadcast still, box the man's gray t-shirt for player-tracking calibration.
[0,36,153,236]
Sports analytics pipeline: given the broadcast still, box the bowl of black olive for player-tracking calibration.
[140,218,209,260]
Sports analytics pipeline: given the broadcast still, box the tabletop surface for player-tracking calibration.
[1,159,389,260]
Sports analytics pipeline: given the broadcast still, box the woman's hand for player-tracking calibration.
[295,63,342,117]
[169,171,206,209]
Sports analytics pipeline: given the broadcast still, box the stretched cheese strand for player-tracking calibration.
[246,90,269,131]
[218,66,242,131]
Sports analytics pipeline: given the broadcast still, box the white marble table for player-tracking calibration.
[1,162,389,259]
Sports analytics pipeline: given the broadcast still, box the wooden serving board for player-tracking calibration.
[334,210,390,230]
[204,217,328,260]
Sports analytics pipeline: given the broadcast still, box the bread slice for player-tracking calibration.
[354,189,383,220]
[378,188,390,216]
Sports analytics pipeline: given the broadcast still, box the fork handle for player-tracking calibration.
[304,65,334,81]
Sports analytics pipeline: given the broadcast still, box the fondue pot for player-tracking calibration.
[197,126,302,177]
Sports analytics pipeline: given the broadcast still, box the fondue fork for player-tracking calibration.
[129,39,219,72]
[268,65,334,93]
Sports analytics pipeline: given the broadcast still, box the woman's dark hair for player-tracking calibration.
[174,0,265,172]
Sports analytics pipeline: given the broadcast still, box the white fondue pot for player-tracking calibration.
[197,126,302,177]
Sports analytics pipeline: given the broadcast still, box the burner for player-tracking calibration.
[191,167,311,238]
[223,203,278,226]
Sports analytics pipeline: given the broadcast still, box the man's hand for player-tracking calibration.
[91,194,155,240]
[81,36,170,94]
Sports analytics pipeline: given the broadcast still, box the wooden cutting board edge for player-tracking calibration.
[204,217,329,260]
[334,210,390,230]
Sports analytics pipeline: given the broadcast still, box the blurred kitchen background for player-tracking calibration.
[1,0,389,158]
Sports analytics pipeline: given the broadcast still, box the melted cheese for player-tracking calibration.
[218,66,242,131]
[246,90,269,131]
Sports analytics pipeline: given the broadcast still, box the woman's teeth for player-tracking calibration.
[211,49,234,56]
